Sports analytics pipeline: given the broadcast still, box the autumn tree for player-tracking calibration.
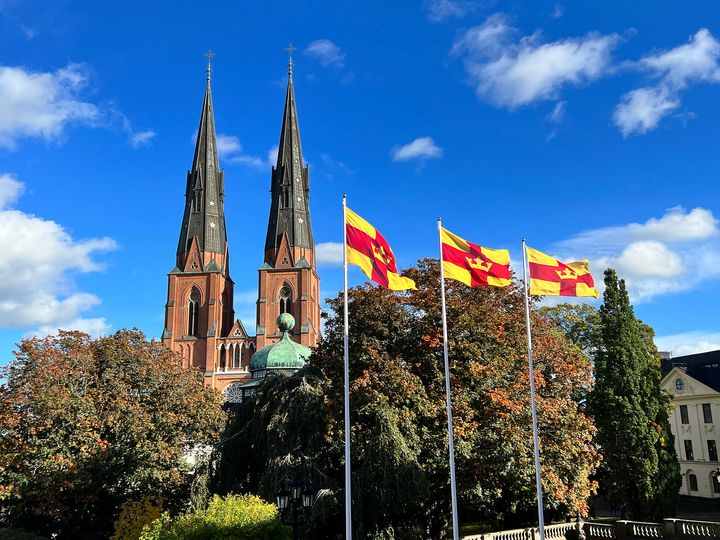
[216,260,600,538]
[589,270,680,520]
[0,330,226,539]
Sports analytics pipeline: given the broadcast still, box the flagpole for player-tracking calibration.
[342,194,352,540]
[438,218,460,540]
[521,239,546,540]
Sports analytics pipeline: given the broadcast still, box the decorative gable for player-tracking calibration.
[183,236,203,272]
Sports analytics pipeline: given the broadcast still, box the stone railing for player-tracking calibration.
[465,520,720,540]
[666,519,720,539]
[463,523,576,540]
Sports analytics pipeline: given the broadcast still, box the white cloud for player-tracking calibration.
[305,40,346,69]
[614,29,720,136]
[128,129,156,148]
[28,317,111,340]
[0,173,116,331]
[316,242,344,266]
[0,63,101,149]
[0,174,24,208]
[555,206,720,302]
[547,100,566,124]
[424,0,475,22]
[268,145,279,167]
[452,14,619,108]
[655,332,720,357]
[552,3,564,19]
[215,133,273,169]
[391,136,443,161]
[614,241,684,278]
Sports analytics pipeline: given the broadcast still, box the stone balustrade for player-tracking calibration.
[464,519,720,540]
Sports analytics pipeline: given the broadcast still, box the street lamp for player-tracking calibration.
[276,475,318,540]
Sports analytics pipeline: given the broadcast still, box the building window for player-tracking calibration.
[233,346,241,369]
[680,404,689,424]
[684,439,694,461]
[714,473,720,494]
[708,440,718,462]
[188,289,200,337]
[703,403,713,424]
[279,286,292,315]
[688,473,698,492]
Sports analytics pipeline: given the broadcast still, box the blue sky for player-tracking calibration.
[0,0,719,362]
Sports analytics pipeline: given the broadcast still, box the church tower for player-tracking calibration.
[256,55,321,349]
[162,58,255,392]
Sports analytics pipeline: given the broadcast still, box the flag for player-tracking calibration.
[345,207,416,291]
[441,227,511,287]
[526,246,599,298]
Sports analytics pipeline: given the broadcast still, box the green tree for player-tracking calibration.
[216,260,600,538]
[589,269,680,519]
[0,330,226,539]
[139,494,290,540]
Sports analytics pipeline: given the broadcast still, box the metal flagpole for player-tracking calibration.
[521,239,546,540]
[342,195,353,540]
[438,218,460,540]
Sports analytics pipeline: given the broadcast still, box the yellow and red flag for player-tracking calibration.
[441,227,511,287]
[345,207,416,291]
[526,246,599,298]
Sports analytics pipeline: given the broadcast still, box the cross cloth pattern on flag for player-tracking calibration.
[441,227,511,287]
[345,207,416,291]
[526,246,599,298]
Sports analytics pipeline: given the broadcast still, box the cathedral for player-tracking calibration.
[161,56,321,403]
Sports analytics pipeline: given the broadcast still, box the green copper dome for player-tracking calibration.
[249,314,311,372]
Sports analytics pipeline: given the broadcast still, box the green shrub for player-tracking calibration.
[139,494,290,540]
[0,528,47,540]
[112,497,164,540]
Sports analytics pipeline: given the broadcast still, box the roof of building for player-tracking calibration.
[662,349,720,392]
[248,313,311,372]
[264,69,314,260]
[176,66,227,265]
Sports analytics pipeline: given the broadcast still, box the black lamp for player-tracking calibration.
[302,482,318,508]
[276,484,290,511]
[291,475,304,501]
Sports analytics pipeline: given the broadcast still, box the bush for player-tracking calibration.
[112,497,164,540]
[139,494,290,540]
[0,529,47,540]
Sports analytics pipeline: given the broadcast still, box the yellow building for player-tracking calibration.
[661,350,720,498]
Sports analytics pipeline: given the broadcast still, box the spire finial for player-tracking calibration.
[285,42,297,78]
[204,49,215,82]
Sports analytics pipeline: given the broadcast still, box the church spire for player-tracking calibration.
[264,52,314,265]
[176,52,227,269]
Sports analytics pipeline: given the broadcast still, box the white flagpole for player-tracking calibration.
[521,239,546,540]
[342,195,353,540]
[438,218,460,540]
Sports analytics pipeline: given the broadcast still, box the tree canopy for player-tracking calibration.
[0,330,226,539]
[215,260,600,538]
[589,270,680,520]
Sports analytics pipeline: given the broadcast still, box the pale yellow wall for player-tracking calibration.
[662,367,720,499]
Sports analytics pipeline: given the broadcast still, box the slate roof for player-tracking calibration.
[264,69,314,259]
[662,349,720,393]
[176,71,227,264]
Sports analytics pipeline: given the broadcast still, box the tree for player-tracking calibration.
[0,330,226,539]
[589,270,680,519]
[139,494,290,540]
[216,260,600,538]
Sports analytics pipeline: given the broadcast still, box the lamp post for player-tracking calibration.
[276,475,318,540]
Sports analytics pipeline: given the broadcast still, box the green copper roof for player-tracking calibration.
[249,314,311,371]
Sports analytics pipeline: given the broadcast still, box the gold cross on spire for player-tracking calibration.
[204,49,215,82]
[285,42,296,78]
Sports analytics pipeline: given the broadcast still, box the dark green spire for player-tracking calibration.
[264,70,314,262]
[176,65,227,267]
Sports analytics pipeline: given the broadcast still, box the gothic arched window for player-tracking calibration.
[233,346,241,369]
[188,289,200,337]
[279,286,292,315]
